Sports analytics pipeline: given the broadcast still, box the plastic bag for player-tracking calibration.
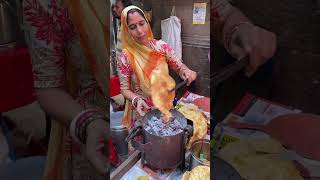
[161,6,182,61]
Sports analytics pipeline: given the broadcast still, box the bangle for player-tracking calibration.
[70,108,104,144]
[132,96,140,108]
[224,21,252,54]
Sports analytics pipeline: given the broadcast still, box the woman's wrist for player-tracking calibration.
[70,108,105,144]
[224,21,253,53]
[178,65,188,78]
[132,95,142,108]
[222,6,252,43]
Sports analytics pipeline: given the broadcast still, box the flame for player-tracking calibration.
[150,62,176,123]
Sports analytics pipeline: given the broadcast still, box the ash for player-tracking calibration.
[144,116,184,136]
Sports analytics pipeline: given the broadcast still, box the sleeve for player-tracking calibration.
[23,0,66,89]
[212,0,234,42]
[212,0,233,22]
[116,52,132,90]
[157,40,183,72]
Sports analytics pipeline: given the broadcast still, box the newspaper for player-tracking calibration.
[176,91,210,120]
[216,93,300,141]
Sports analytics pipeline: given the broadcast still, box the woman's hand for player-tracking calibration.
[133,96,151,116]
[227,23,277,76]
[180,68,197,86]
[85,119,109,175]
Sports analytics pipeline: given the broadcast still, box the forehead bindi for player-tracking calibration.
[127,12,145,26]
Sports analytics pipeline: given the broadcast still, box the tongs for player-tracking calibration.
[212,55,249,87]
[169,80,187,92]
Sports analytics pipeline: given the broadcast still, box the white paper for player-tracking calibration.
[193,3,207,24]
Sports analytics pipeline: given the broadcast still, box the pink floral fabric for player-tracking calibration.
[212,0,232,22]
[23,0,104,179]
[23,0,71,88]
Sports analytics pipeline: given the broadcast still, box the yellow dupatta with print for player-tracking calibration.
[43,1,109,180]
[120,6,168,128]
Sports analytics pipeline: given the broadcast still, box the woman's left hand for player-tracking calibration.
[180,68,197,86]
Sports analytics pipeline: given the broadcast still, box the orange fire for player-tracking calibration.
[150,62,176,122]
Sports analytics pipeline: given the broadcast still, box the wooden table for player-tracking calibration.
[110,150,141,180]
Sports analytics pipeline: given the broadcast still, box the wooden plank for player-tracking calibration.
[110,150,141,180]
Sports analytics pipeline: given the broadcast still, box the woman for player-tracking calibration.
[23,0,110,179]
[117,6,197,128]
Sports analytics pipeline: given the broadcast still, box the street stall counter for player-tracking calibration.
[110,92,210,180]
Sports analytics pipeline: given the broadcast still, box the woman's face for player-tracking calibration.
[127,11,149,45]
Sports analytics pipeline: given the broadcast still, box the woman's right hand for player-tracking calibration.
[180,68,197,86]
[85,118,109,175]
[134,97,151,116]
[226,23,277,76]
